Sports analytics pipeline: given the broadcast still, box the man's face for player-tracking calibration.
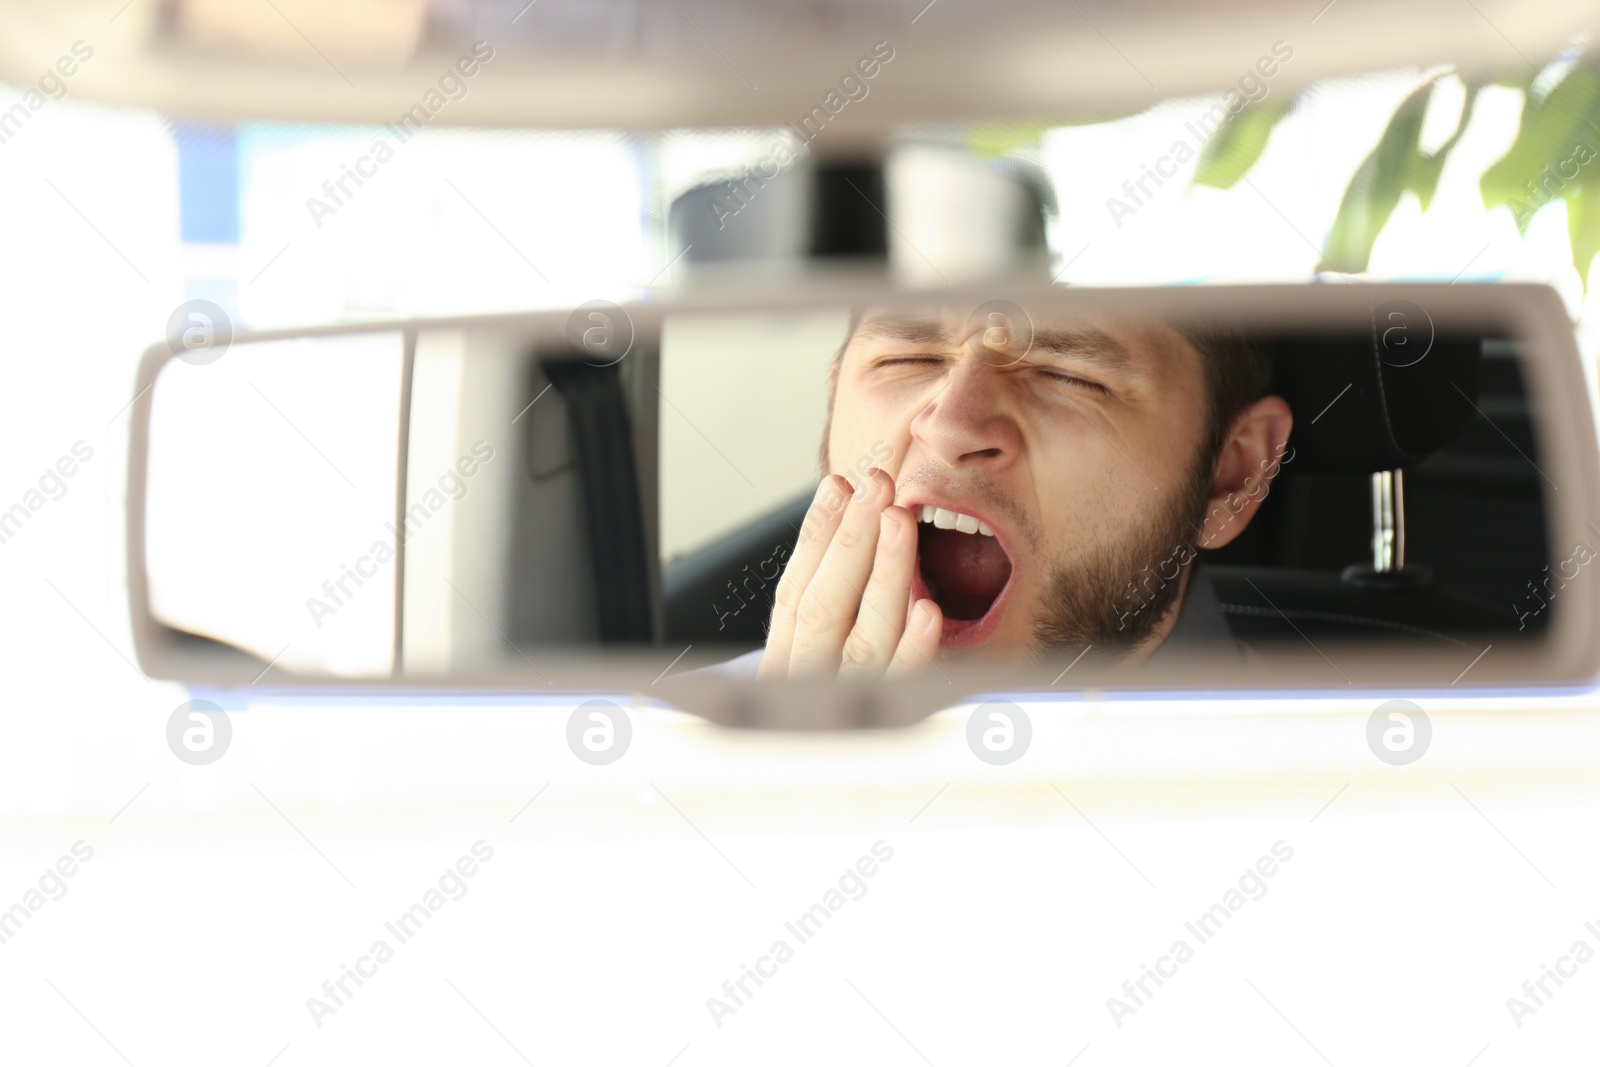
[825,304,1215,660]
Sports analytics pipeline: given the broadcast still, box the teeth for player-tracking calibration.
[915,505,996,537]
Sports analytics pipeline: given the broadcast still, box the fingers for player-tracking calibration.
[758,475,852,678]
[838,505,919,678]
[760,465,943,681]
[886,598,943,677]
[787,468,897,674]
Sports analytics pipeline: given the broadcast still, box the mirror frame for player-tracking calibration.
[126,281,1600,725]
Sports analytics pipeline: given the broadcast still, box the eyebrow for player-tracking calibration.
[1027,328,1141,378]
[852,316,1146,381]
[853,316,950,345]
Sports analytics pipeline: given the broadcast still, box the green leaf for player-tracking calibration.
[1480,64,1600,228]
[1406,83,1480,212]
[1570,180,1600,291]
[965,114,1143,159]
[1191,99,1291,189]
[1472,59,1600,284]
[1318,80,1435,274]
[965,120,1055,160]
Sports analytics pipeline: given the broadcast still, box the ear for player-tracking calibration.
[1197,395,1294,550]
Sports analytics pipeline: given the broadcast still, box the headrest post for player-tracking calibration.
[1345,467,1430,590]
[1370,468,1406,572]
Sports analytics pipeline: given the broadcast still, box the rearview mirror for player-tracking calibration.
[127,282,1600,724]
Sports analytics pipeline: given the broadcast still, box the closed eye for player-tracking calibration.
[870,355,948,374]
[1036,369,1110,394]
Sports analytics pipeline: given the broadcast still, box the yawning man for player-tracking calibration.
[728,302,1294,678]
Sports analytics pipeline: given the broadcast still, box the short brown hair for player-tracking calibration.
[1179,326,1274,461]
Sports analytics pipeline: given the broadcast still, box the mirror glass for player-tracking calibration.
[137,291,1569,687]
[144,331,404,677]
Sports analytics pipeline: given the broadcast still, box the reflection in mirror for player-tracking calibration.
[144,332,403,677]
[133,290,1573,688]
[660,300,1550,683]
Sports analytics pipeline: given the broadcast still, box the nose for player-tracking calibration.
[908,360,1021,471]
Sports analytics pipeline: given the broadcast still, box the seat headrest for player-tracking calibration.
[1269,323,1483,475]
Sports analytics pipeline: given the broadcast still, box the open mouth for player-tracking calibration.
[911,504,1015,648]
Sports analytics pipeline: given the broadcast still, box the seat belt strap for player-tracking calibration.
[539,358,653,643]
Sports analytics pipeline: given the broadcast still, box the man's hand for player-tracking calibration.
[758,467,943,679]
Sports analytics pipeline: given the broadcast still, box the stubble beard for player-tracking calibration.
[1031,441,1217,659]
